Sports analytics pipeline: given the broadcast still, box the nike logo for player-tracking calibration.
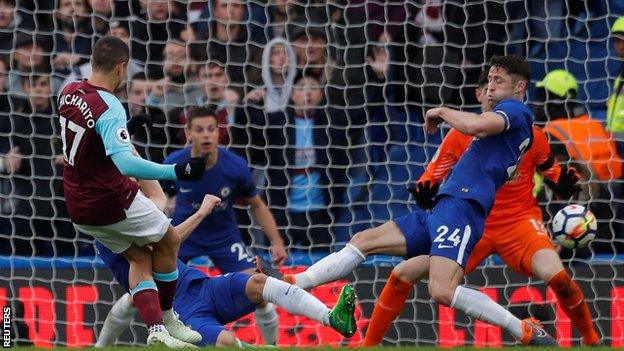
[536,328,548,338]
[179,188,192,193]
[284,285,299,296]
[437,244,455,249]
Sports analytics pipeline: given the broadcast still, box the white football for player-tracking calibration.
[551,204,597,249]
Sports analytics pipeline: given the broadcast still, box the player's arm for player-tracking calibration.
[419,129,465,184]
[176,195,222,241]
[95,103,203,181]
[244,194,288,266]
[409,129,466,209]
[127,145,168,211]
[425,107,506,138]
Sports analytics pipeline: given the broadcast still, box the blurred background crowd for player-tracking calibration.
[0,0,622,260]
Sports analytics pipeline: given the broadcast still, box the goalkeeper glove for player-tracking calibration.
[174,157,205,181]
[127,113,153,136]
[407,180,439,210]
[544,165,581,199]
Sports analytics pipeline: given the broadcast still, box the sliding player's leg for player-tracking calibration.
[427,197,557,346]
[364,227,501,346]
[282,211,428,289]
[244,273,358,338]
[210,238,279,346]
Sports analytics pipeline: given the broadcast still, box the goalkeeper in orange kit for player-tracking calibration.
[363,70,601,346]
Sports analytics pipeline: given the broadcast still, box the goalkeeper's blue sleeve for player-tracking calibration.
[111,150,177,180]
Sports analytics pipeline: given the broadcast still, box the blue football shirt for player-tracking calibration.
[437,99,534,213]
[162,147,258,258]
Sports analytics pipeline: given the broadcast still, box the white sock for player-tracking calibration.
[162,309,175,323]
[95,293,138,347]
[262,276,330,325]
[254,303,279,345]
[451,286,524,339]
[293,244,366,289]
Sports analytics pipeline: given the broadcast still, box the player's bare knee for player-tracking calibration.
[162,227,181,248]
[349,230,370,254]
[245,273,267,304]
[154,228,180,256]
[393,263,413,283]
[215,330,237,347]
[123,245,151,265]
[428,281,453,307]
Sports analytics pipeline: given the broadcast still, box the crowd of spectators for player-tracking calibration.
[0,0,622,257]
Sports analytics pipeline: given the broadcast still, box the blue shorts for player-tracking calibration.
[179,236,256,273]
[173,272,256,346]
[394,197,485,268]
[427,196,485,268]
[394,209,431,259]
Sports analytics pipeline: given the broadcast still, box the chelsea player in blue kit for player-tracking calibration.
[161,107,287,344]
[94,184,357,347]
[258,55,557,345]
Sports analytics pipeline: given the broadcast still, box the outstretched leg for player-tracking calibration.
[284,221,408,289]
[245,273,358,338]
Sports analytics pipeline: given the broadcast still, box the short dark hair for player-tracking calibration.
[186,106,218,128]
[128,72,146,89]
[488,55,531,83]
[477,66,490,87]
[207,61,225,70]
[91,36,129,72]
[131,72,146,81]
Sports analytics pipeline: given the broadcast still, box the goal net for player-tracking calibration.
[0,0,623,347]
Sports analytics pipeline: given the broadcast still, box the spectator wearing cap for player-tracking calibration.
[608,16,624,158]
[536,69,623,256]
[61,20,142,92]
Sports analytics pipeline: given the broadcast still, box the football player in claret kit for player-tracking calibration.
[258,55,558,345]
[161,106,287,344]
[94,193,357,347]
[58,36,205,347]
[364,69,601,346]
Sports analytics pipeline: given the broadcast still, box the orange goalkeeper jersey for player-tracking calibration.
[419,126,561,225]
